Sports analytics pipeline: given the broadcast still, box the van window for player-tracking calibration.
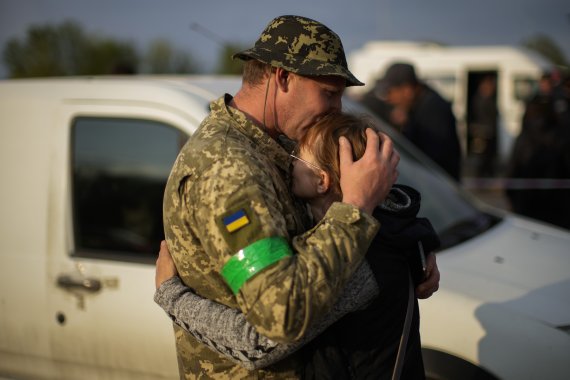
[513,77,538,102]
[72,117,188,263]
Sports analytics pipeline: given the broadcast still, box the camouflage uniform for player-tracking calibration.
[163,15,378,379]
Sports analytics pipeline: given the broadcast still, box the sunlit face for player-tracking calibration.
[277,75,345,142]
[291,146,323,200]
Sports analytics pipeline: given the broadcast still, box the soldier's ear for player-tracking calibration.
[275,68,290,92]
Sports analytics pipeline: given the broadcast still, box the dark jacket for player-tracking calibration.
[506,96,570,229]
[302,185,441,379]
[404,85,462,181]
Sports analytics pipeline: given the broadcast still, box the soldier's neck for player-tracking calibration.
[232,87,280,140]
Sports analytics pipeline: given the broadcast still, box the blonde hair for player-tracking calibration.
[298,113,377,197]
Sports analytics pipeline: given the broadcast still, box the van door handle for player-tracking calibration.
[56,274,102,293]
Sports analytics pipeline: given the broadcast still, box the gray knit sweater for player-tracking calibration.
[155,262,378,370]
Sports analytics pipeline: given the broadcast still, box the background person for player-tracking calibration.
[469,75,499,177]
[369,62,462,182]
[506,70,570,229]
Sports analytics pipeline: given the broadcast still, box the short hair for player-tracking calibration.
[242,60,272,86]
[298,113,378,197]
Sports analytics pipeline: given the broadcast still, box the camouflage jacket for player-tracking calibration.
[163,94,380,379]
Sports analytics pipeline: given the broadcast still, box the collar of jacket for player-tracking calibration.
[209,94,293,174]
[373,184,441,252]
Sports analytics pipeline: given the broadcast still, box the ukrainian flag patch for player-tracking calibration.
[223,209,250,233]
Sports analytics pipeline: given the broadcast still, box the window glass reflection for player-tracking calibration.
[72,117,187,261]
[345,100,497,249]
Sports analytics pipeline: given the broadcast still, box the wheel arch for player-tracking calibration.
[422,348,500,380]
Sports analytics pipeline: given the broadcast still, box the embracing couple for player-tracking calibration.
[155,15,440,380]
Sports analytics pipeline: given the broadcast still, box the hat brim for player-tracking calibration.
[233,48,364,87]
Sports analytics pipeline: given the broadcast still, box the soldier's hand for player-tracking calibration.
[416,253,440,299]
[339,129,399,215]
[155,240,178,289]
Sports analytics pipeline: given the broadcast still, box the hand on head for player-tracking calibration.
[339,130,399,215]
[155,240,178,289]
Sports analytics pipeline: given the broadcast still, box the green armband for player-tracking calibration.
[221,236,292,294]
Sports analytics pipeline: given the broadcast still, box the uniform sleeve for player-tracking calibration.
[188,157,380,342]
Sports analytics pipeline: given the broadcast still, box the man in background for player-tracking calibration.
[366,62,462,181]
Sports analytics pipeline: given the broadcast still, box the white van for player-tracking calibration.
[0,76,238,379]
[1,76,569,380]
[347,41,553,163]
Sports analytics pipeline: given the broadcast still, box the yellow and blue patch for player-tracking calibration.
[223,209,250,233]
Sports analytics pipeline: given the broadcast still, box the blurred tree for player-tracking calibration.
[522,34,568,67]
[85,38,138,75]
[4,22,88,77]
[2,21,139,77]
[2,21,203,77]
[216,43,246,75]
[144,39,197,74]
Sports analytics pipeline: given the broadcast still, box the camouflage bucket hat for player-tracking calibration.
[233,15,364,87]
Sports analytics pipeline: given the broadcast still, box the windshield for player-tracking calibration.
[344,98,500,250]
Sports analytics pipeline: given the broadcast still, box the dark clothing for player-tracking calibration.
[506,92,570,229]
[303,185,441,379]
[470,91,498,177]
[359,85,462,181]
[402,85,462,181]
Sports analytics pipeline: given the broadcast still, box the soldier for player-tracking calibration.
[162,15,437,379]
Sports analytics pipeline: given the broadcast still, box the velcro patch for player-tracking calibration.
[223,209,250,233]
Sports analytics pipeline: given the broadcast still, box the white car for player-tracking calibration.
[0,76,569,380]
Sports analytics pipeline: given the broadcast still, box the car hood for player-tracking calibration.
[438,215,570,327]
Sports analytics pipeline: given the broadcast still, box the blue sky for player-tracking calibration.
[1,0,569,77]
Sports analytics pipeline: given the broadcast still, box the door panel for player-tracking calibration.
[47,106,191,379]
